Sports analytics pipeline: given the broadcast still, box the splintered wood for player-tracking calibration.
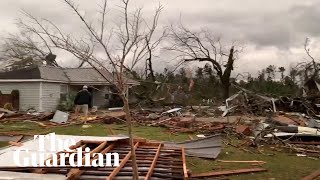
[0,138,189,180]
[192,168,267,178]
[302,169,320,180]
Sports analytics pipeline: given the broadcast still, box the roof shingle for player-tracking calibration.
[0,66,139,85]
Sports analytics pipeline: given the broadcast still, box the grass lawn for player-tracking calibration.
[0,122,319,180]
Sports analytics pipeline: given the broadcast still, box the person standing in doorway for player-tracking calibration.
[74,85,92,124]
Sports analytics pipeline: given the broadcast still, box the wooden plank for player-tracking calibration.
[181,145,188,180]
[0,108,15,114]
[106,142,139,180]
[69,140,84,150]
[86,141,108,155]
[289,141,320,145]
[7,135,24,146]
[217,160,266,164]
[80,144,87,150]
[15,135,24,143]
[131,138,147,143]
[302,169,320,180]
[192,168,267,178]
[66,141,109,180]
[8,141,23,147]
[144,143,162,180]
[81,140,105,144]
[108,127,115,135]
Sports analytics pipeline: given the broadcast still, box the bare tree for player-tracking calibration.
[17,0,163,179]
[128,23,166,81]
[304,37,319,79]
[1,32,61,70]
[168,25,240,99]
[1,17,64,70]
[293,38,320,83]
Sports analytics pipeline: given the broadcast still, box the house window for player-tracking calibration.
[60,84,68,101]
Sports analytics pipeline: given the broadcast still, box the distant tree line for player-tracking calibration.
[132,63,306,105]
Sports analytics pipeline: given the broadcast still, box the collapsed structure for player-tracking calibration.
[0,135,189,180]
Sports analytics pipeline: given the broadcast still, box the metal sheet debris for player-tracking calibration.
[50,110,69,124]
[162,108,182,116]
[166,134,222,159]
[108,107,123,111]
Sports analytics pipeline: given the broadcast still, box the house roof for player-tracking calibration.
[0,66,139,85]
[39,66,70,82]
[0,67,41,79]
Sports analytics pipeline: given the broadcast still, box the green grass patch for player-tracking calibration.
[188,145,320,180]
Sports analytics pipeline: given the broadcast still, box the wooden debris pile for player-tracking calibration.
[0,109,127,128]
[0,138,189,180]
[0,112,54,123]
[222,84,320,118]
[134,114,226,133]
[221,113,320,159]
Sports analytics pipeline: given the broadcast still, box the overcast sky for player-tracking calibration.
[1,0,320,77]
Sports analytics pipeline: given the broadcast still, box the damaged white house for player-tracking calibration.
[0,66,139,111]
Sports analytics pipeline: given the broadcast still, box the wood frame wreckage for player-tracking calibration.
[0,138,189,180]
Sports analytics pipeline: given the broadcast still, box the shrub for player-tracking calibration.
[57,93,76,111]
[3,103,13,111]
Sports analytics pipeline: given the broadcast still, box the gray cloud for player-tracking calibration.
[0,0,320,76]
[162,0,320,49]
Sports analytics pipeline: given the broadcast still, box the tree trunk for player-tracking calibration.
[147,57,156,82]
[146,40,155,82]
[220,46,234,100]
[312,60,318,78]
[222,81,230,99]
[122,96,139,180]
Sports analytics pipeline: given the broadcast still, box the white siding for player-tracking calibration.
[0,82,40,111]
[41,82,62,112]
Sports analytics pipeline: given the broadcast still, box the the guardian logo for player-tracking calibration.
[13,133,119,167]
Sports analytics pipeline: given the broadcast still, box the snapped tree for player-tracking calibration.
[168,25,239,99]
[16,0,163,179]
[303,38,319,80]
[294,38,320,82]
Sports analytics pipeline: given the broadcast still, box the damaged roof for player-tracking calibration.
[0,66,139,85]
